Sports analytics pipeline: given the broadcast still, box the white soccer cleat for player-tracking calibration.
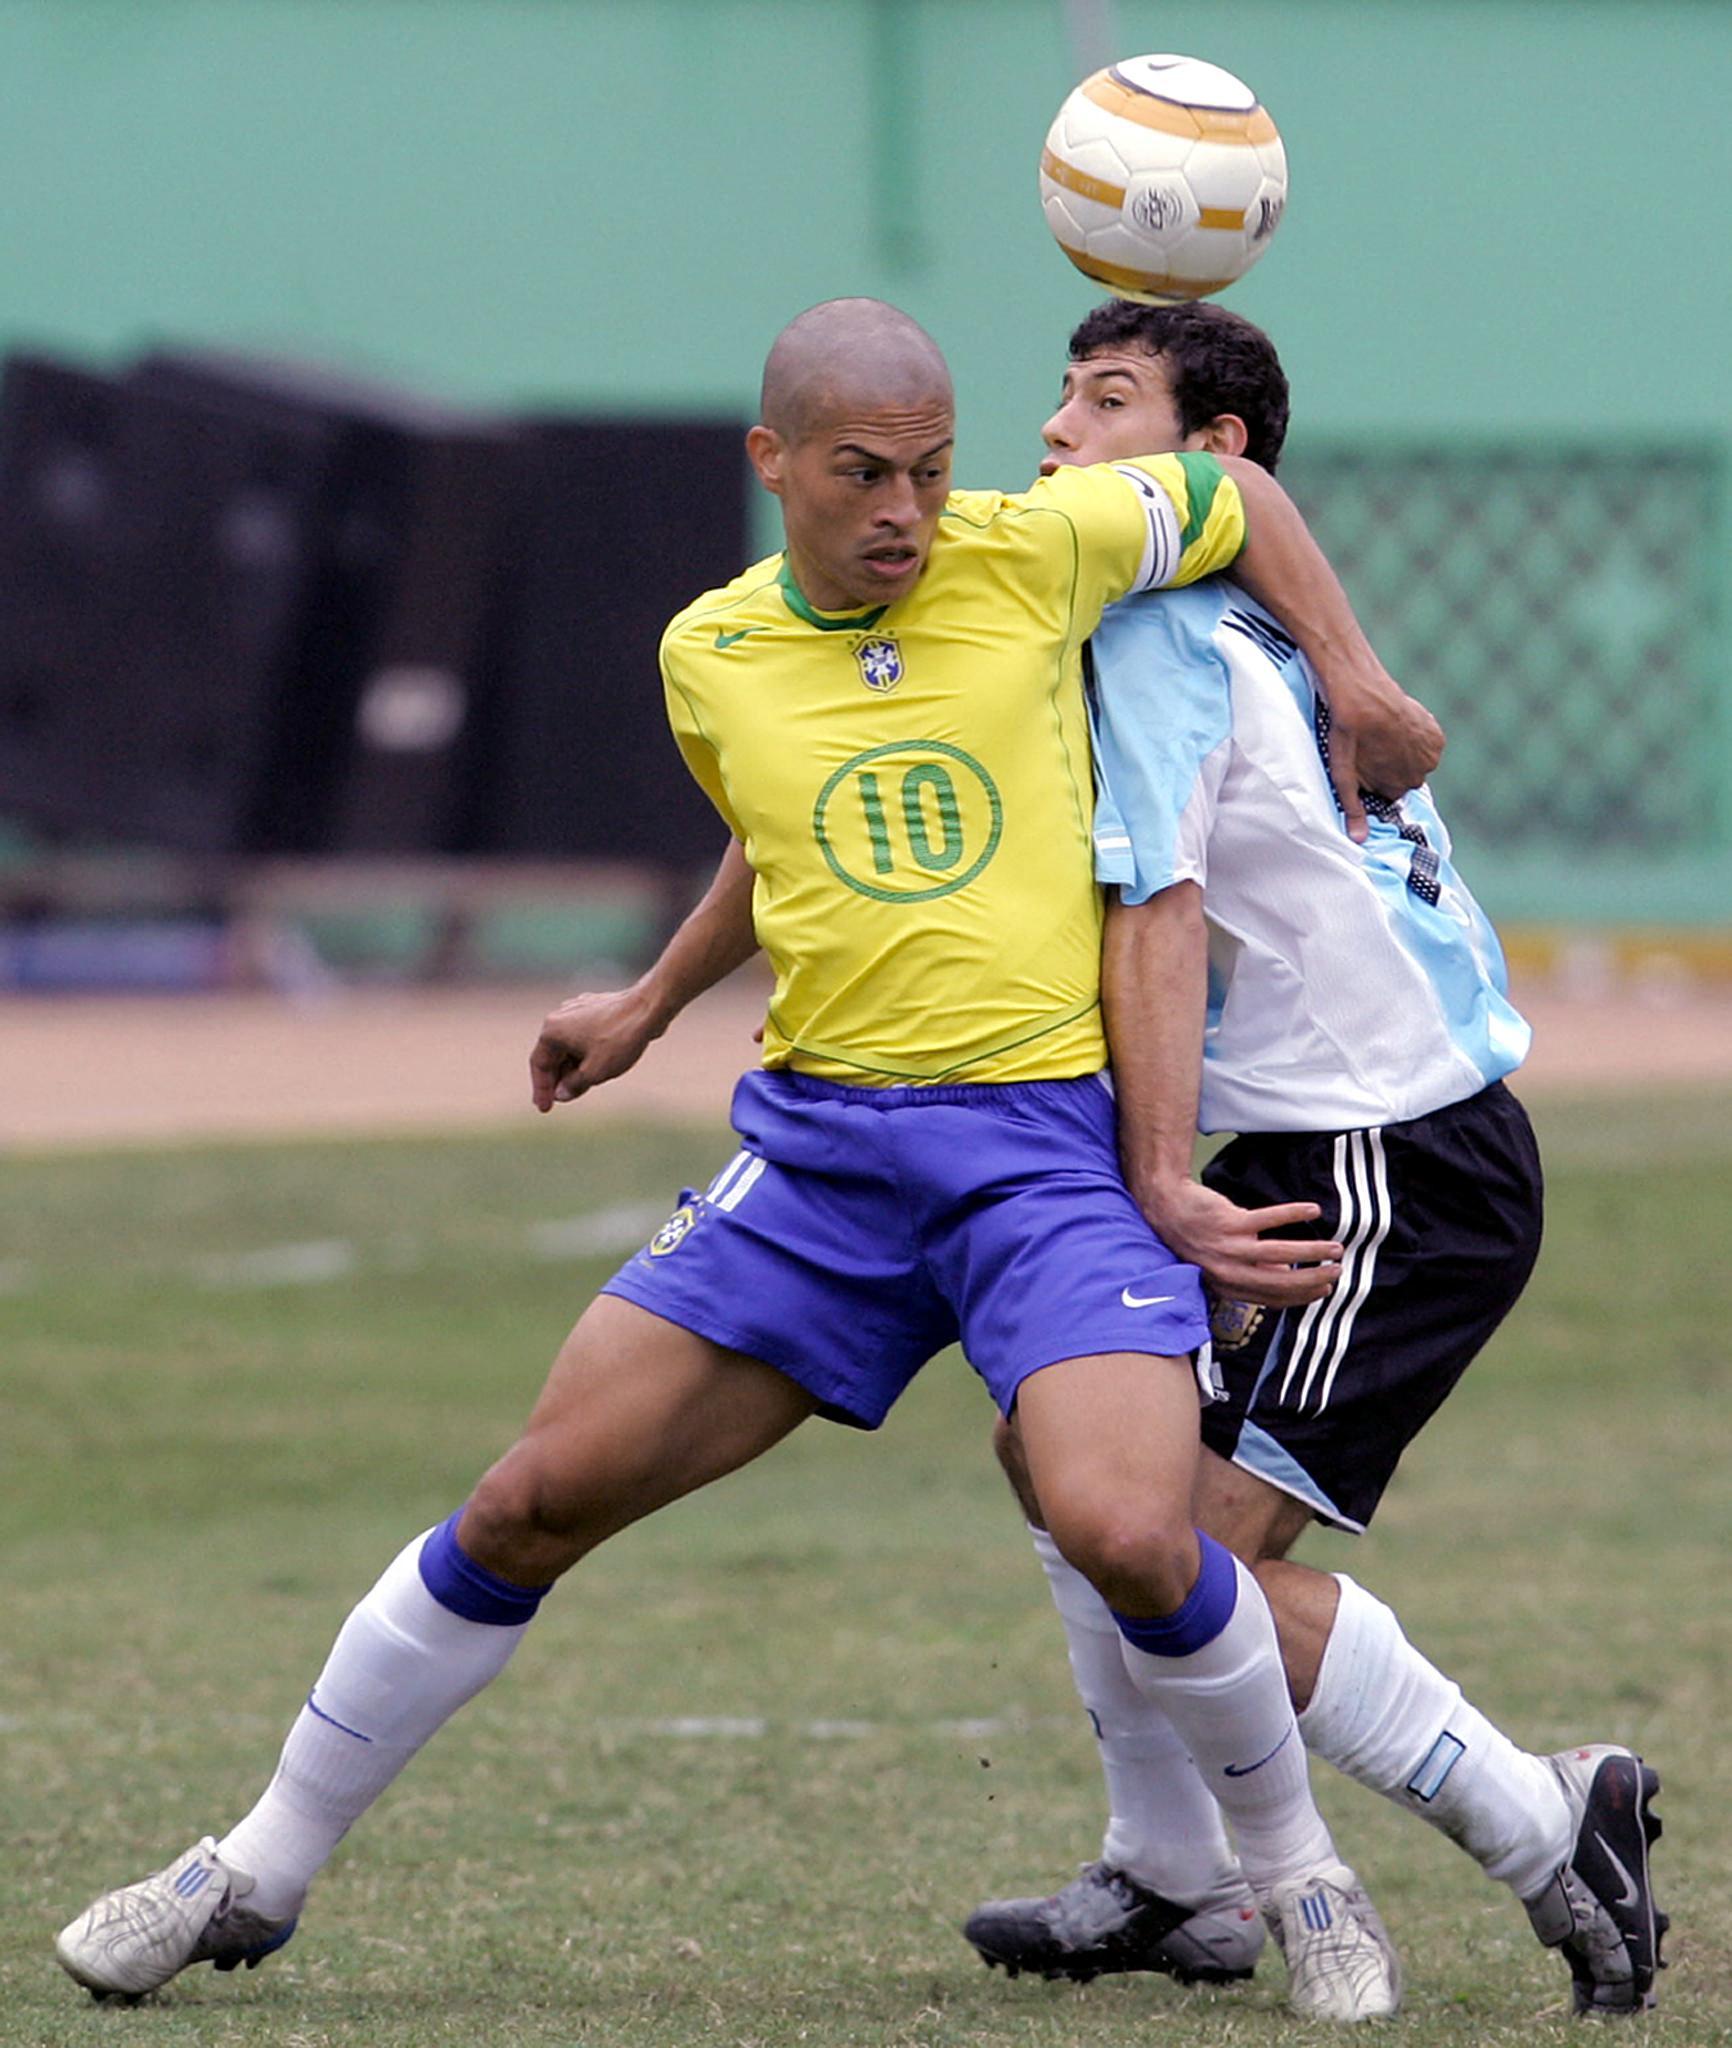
[54,1837,297,2002]
[1523,1745,1667,2016]
[1261,1861,1402,2022]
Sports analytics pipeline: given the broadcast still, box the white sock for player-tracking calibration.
[1029,1525,1243,1906]
[217,1528,532,1919]
[1298,1574,1570,1898]
[1117,1546,1335,1893]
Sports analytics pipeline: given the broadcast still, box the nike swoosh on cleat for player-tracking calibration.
[1120,1288,1177,1308]
[1223,1723,1297,1778]
[1592,1830,1642,1912]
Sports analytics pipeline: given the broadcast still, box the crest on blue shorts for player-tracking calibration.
[854,636,903,693]
[648,1205,696,1257]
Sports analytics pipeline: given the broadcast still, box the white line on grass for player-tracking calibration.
[601,1716,1074,1741]
[645,1716,769,1738]
[527,1204,668,1259]
[0,1205,665,1300]
[192,1240,358,1289]
[185,1207,660,1290]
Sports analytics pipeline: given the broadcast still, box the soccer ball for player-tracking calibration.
[1040,53,1288,303]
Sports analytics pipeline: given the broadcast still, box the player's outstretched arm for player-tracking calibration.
[1103,883,1341,1306]
[1219,456,1444,840]
[529,838,759,1111]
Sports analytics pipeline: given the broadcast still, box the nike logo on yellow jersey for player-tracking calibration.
[714,626,760,648]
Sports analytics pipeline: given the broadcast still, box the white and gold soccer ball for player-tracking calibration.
[1040,53,1288,303]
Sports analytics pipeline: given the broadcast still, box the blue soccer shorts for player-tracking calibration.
[600,1068,1208,1428]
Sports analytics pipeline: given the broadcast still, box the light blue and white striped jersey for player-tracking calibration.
[1089,580,1530,1134]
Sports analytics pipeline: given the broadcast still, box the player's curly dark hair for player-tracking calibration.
[1067,300,1291,475]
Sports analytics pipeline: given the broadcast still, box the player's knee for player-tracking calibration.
[1043,1496,1196,1615]
[461,1441,601,1584]
[991,1414,1046,1526]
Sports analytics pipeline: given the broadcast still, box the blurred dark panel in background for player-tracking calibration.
[470,418,746,868]
[133,349,520,857]
[0,346,747,869]
[0,354,332,852]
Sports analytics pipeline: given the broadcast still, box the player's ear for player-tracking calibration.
[746,424,787,496]
[1195,413,1250,460]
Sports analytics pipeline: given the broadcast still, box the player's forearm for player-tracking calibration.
[632,839,759,1034]
[1223,457,1386,688]
[1101,884,1208,1209]
[1219,456,1443,796]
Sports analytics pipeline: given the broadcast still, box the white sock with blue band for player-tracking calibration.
[216,1514,551,1921]
[1112,1534,1334,1892]
[1297,1573,1568,1897]
[1108,1526,1241,1659]
[1028,1523,1243,1905]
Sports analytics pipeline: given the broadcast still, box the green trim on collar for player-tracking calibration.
[777,557,887,633]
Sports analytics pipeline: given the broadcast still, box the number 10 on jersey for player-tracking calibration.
[812,742,1003,903]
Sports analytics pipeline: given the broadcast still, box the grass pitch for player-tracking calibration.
[5,1091,1731,2045]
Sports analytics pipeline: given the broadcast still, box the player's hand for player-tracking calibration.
[1139,1178,1342,1307]
[529,987,663,1111]
[1330,684,1445,839]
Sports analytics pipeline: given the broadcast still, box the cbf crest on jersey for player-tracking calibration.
[854,636,903,693]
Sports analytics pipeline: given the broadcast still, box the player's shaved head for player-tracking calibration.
[760,298,953,444]
[748,300,954,610]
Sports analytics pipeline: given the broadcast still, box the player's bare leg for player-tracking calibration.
[1012,1352,1206,1615]
[970,1398,1265,1983]
[974,1434,1663,2014]
[1193,1452,1326,1701]
[1198,1451,1664,2010]
[1008,1354,1398,2019]
[460,1295,819,1583]
[1013,1357,1332,1897]
[55,1299,815,2003]
[1221,1468,1668,2011]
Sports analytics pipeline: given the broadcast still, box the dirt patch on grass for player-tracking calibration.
[6,969,1732,1153]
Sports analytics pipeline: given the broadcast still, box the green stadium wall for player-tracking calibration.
[1,0,1728,921]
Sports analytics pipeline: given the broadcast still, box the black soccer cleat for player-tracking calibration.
[963,1860,1263,1986]
[1524,1746,1667,2016]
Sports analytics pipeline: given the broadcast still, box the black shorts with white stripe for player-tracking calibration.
[1197,1080,1543,1533]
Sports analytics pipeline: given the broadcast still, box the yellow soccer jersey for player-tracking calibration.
[660,451,1245,1084]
